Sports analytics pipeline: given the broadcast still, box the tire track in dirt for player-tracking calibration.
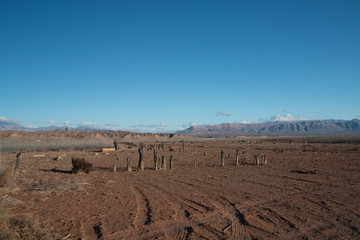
[103,184,162,240]
[169,177,253,239]
[93,221,103,239]
[289,221,336,239]
[105,177,191,240]
[239,207,296,238]
[243,195,342,239]
[175,174,287,204]
[129,185,152,228]
[147,177,217,219]
[282,175,321,184]
[137,178,221,239]
[135,177,227,240]
[243,197,307,238]
[76,217,105,240]
[172,176,281,239]
[290,196,340,239]
[260,207,298,234]
[302,196,331,212]
[213,195,251,240]
[134,179,189,240]
[80,213,106,240]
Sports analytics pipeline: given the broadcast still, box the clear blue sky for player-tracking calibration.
[1,0,359,132]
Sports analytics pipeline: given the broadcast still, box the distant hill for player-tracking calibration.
[0,121,28,131]
[0,121,98,132]
[176,119,360,136]
[2,119,360,136]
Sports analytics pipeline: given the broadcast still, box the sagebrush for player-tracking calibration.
[71,157,93,174]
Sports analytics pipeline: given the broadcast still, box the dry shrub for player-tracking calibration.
[38,147,45,152]
[0,167,17,188]
[71,157,93,174]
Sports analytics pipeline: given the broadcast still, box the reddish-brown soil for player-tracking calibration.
[1,139,360,239]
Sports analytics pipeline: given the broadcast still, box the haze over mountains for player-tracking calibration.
[1,119,360,136]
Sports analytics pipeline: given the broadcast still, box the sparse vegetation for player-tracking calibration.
[0,132,359,239]
[0,167,17,188]
[0,140,114,153]
[0,206,55,240]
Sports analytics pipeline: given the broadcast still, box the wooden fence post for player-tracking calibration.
[236,150,239,166]
[15,152,22,170]
[154,149,158,170]
[263,154,267,165]
[182,141,185,152]
[127,157,132,172]
[138,144,144,171]
[169,155,173,169]
[157,156,160,170]
[221,150,224,167]
[161,156,166,169]
[254,155,259,165]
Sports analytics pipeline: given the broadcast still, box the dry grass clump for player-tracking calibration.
[71,157,93,174]
[0,209,55,240]
[0,167,18,188]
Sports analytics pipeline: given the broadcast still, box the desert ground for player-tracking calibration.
[0,133,360,239]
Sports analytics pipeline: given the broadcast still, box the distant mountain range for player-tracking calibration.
[2,119,360,136]
[0,121,101,132]
[176,119,360,136]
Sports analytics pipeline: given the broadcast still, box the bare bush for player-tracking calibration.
[71,157,93,174]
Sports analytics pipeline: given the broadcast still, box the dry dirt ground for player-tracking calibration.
[1,140,360,239]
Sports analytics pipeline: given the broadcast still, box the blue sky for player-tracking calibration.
[1,0,359,132]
